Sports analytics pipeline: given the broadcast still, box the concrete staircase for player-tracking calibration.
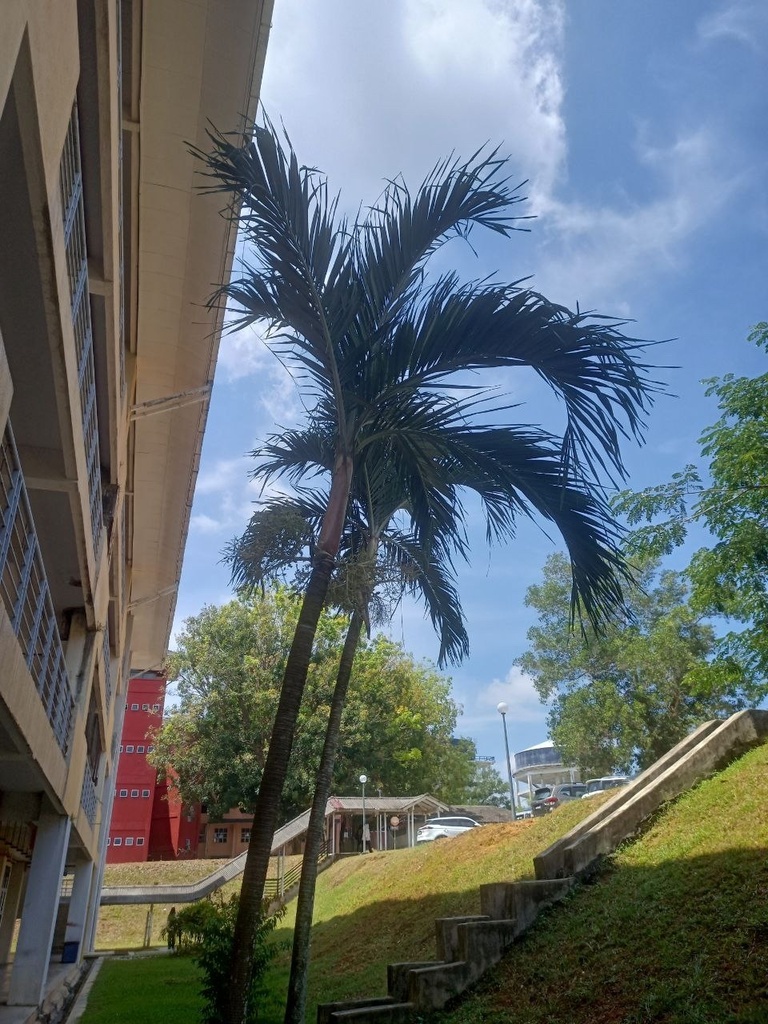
[316,709,768,1023]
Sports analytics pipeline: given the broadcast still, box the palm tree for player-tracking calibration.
[196,120,659,1023]
[227,471,471,1024]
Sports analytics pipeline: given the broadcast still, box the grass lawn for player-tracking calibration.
[80,955,202,1024]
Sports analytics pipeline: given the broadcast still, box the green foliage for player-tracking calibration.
[188,894,284,1024]
[614,323,768,691]
[151,589,483,818]
[162,901,220,950]
[517,553,752,775]
[460,760,510,806]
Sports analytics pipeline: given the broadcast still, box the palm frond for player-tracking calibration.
[379,530,469,667]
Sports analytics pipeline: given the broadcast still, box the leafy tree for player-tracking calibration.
[458,759,510,806]
[196,120,658,1023]
[151,591,479,817]
[615,324,768,693]
[517,553,754,775]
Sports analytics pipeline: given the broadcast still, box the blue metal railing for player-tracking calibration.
[0,424,74,754]
[81,767,98,826]
[60,105,104,556]
[103,623,113,707]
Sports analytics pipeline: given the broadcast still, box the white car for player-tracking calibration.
[416,816,481,842]
[582,776,630,798]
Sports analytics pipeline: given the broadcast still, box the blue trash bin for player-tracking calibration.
[61,941,79,964]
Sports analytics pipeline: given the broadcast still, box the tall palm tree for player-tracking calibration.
[197,120,659,1023]
[227,471,471,1024]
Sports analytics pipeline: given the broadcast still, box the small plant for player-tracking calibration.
[193,893,284,1024]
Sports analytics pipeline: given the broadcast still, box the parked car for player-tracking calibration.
[582,776,630,798]
[531,783,587,815]
[415,816,481,842]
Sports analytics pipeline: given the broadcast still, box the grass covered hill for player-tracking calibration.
[444,742,768,1024]
[83,744,768,1023]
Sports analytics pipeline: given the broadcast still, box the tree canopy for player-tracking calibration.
[614,323,768,694]
[151,589,494,820]
[516,553,754,776]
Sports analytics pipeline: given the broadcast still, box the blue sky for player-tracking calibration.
[173,0,768,776]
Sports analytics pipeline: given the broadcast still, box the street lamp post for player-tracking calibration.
[359,774,368,853]
[496,702,518,819]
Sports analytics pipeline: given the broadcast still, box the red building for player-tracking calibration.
[107,674,199,862]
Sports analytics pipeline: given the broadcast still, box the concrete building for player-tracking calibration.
[0,0,271,1010]
[513,740,581,794]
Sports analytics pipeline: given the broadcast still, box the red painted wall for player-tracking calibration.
[107,674,165,863]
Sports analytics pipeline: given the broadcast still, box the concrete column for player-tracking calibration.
[8,812,71,1006]
[64,859,94,958]
[0,860,27,965]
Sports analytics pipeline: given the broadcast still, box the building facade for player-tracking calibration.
[0,0,271,1009]
[106,672,200,863]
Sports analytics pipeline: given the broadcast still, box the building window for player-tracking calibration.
[147,744,155,752]
[136,837,145,846]
[119,745,124,753]
[119,789,128,798]
[131,789,139,798]
[152,704,160,712]
[125,837,134,847]
[125,745,134,753]
[113,837,122,846]
[130,703,139,711]
[213,828,228,844]
[141,789,150,798]
[240,828,251,843]
[107,838,111,846]
[141,703,149,711]
[137,745,145,753]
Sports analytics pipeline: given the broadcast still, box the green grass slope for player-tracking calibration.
[84,747,768,1024]
[444,742,768,1024]
[261,799,606,1022]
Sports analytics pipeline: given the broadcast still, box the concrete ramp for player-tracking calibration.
[100,808,312,906]
[534,708,768,881]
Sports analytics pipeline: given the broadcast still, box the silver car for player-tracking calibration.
[582,776,630,798]
[416,816,481,842]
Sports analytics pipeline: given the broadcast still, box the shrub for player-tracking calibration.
[163,901,221,950]
[186,894,284,1024]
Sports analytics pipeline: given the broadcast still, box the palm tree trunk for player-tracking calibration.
[226,455,352,1024]
[284,608,365,1024]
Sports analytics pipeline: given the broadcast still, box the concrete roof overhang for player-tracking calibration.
[129,0,272,670]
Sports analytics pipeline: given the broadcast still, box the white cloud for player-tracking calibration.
[531,126,744,310]
[460,665,547,730]
[697,0,768,50]
[190,513,224,535]
[480,665,546,721]
[261,0,567,210]
[217,323,271,383]
[195,457,249,495]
